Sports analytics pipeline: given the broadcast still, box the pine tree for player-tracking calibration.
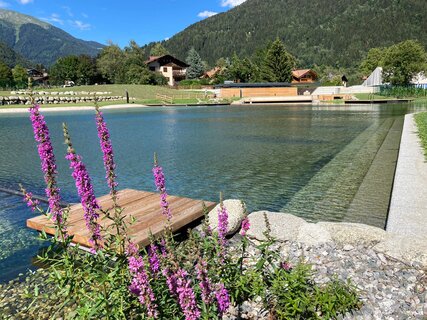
[263,39,296,82]
[150,43,169,57]
[0,61,14,88]
[186,48,205,79]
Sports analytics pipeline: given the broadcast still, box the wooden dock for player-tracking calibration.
[27,189,216,248]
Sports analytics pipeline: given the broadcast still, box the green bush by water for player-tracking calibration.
[379,85,427,98]
[415,112,427,158]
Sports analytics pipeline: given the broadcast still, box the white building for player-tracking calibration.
[145,55,189,86]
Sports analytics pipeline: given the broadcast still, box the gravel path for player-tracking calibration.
[225,239,427,319]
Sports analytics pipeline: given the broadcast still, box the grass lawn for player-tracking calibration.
[414,112,427,157]
[353,93,390,100]
[0,84,233,108]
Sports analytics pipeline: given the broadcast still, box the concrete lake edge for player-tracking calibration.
[218,112,427,268]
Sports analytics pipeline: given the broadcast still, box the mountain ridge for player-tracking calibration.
[160,0,427,67]
[0,9,104,66]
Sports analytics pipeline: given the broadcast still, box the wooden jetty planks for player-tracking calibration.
[26,189,216,249]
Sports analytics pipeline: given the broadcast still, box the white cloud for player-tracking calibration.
[70,20,91,30]
[17,0,33,4]
[221,0,247,8]
[40,13,63,25]
[198,10,218,18]
[62,6,73,17]
[0,1,10,7]
[81,13,89,18]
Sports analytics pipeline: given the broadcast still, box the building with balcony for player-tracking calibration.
[292,69,318,84]
[145,55,189,86]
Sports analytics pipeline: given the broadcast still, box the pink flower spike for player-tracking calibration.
[240,217,250,236]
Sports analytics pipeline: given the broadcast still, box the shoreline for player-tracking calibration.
[0,104,152,114]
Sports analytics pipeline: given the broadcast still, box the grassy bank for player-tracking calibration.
[414,112,427,157]
[354,94,427,103]
[0,84,232,107]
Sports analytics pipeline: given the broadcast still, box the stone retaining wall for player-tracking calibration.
[11,91,112,96]
[1,96,128,105]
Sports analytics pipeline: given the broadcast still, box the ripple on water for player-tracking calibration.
[0,103,423,282]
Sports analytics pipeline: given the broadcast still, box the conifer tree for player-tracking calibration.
[262,39,296,82]
[186,47,205,79]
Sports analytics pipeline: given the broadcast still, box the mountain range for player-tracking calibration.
[0,9,104,66]
[160,0,427,67]
[1,1,427,69]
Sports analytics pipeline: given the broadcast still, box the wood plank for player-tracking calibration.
[75,195,190,239]
[26,189,140,226]
[26,189,217,249]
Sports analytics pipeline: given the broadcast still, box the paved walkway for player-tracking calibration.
[386,113,427,239]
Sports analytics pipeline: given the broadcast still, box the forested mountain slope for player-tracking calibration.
[161,0,427,67]
[0,9,104,66]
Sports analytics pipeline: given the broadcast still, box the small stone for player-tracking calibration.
[343,244,354,251]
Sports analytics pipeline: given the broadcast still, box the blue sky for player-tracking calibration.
[0,0,247,46]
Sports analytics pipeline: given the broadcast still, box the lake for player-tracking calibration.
[0,103,425,282]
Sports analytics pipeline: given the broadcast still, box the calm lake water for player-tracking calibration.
[0,103,426,282]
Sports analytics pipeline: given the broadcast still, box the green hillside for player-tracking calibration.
[0,9,104,66]
[0,41,29,67]
[160,0,427,67]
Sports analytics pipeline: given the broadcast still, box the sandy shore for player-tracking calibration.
[0,104,151,114]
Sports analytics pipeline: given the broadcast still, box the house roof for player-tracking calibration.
[203,67,221,78]
[214,82,292,89]
[292,69,317,79]
[145,55,189,68]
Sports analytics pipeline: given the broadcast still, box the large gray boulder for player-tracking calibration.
[246,211,307,241]
[317,222,387,246]
[374,234,427,268]
[297,223,332,246]
[208,200,246,235]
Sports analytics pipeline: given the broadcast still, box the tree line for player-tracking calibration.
[0,62,31,89]
[0,38,425,89]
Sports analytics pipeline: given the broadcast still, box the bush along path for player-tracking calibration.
[1,103,360,319]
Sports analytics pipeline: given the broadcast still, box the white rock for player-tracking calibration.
[297,223,332,246]
[374,234,427,268]
[246,211,307,241]
[208,200,246,235]
[317,222,387,246]
[343,244,354,251]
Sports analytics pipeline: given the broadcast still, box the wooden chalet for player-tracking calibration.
[292,69,318,84]
[145,55,189,86]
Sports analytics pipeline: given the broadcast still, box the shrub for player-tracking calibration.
[21,103,361,319]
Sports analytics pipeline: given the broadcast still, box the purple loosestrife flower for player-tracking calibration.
[95,108,118,195]
[29,105,64,225]
[148,243,161,275]
[152,156,172,221]
[240,217,250,236]
[175,269,201,320]
[280,261,292,272]
[163,268,178,295]
[23,192,40,212]
[127,244,159,318]
[217,204,229,249]
[215,284,230,315]
[66,152,103,251]
[196,259,213,304]
[63,123,102,251]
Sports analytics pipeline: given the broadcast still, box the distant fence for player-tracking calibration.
[155,94,173,104]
